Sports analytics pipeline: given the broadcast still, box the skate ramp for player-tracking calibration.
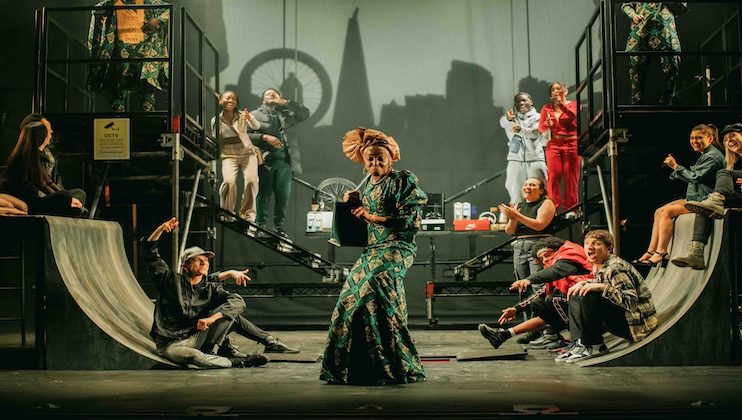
[579,213,731,366]
[45,216,176,367]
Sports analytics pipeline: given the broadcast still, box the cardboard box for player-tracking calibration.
[453,219,491,231]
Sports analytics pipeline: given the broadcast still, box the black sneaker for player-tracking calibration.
[227,357,246,368]
[274,228,288,238]
[217,339,247,358]
[264,339,300,354]
[516,329,542,344]
[478,324,510,349]
[242,354,269,367]
[527,333,561,349]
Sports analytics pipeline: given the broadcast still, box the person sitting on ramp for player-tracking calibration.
[478,237,593,350]
[558,230,657,363]
[143,217,299,369]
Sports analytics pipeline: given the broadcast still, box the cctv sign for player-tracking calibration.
[94,118,130,160]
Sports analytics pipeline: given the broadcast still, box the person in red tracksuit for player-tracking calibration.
[539,82,580,216]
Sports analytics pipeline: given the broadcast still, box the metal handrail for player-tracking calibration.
[444,169,506,204]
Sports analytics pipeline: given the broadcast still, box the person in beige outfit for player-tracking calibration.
[211,91,261,221]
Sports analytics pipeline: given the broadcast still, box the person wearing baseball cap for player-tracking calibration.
[673,123,742,269]
[142,217,298,369]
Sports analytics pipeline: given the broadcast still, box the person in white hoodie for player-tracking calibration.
[498,92,547,224]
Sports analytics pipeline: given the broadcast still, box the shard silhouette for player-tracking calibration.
[333,8,374,128]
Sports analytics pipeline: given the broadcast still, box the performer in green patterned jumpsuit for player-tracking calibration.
[87,0,169,112]
[622,3,685,104]
[320,128,427,385]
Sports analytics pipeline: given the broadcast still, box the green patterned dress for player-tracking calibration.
[320,170,427,385]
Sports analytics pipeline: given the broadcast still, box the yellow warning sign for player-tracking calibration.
[94,118,130,160]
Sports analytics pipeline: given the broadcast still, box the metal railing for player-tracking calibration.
[575,0,742,253]
[33,4,221,268]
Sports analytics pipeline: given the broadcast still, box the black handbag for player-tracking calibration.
[329,201,368,247]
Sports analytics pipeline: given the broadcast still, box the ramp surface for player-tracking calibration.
[45,216,176,366]
[578,213,730,366]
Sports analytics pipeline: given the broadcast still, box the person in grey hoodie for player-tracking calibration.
[499,92,547,223]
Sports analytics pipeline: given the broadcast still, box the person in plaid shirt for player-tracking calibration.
[557,230,658,363]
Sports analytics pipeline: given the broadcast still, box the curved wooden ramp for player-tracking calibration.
[44,216,176,368]
[578,213,734,366]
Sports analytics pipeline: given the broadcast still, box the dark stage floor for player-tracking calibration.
[1,330,741,418]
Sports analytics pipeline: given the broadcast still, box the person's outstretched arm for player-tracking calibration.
[147,217,178,242]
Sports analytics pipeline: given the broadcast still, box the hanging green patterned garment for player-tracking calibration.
[320,170,427,385]
[621,2,683,104]
[87,0,169,111]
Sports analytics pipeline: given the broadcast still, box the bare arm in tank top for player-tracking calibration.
[500,198,556,236]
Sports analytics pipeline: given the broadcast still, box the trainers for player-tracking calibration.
[264,338,300,354]
[564,211,578,220]
[478,324,510,349]
[242,354,269,367]
[528,333,560,349]
[217,338,247,358]
[545,338,569,350]
[274,228,289,238]
[516,329,542,344]
[228,357,247,368]
[554,340,582,363]
[565,343,608,364]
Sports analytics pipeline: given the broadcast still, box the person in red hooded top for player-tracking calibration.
[478,237,592,349]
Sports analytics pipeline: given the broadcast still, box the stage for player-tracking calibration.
[1,329,741,418]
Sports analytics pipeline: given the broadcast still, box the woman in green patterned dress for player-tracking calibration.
[320,128,427,385]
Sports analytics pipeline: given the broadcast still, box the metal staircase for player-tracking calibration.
[213,207,348,283]
[452,239,516,282]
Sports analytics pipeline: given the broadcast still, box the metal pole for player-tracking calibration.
[20,246,26,347]
[294,0,299,100]
[609,132,620,254]
[88,163,110,219]
[425,281,435,327]
[595,164,614,235]
[40,7,49,114]
[172,133,181,268]
[606,0,617,127]
[174,6,186,269]
[706,65,712,106]
[33,8,42,113]
[444,169,507,204]
[179,167,203,260]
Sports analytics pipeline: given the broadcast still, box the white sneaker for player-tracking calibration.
[564,211,578,220]
[555,340,582,363]
[565,343,608,364]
